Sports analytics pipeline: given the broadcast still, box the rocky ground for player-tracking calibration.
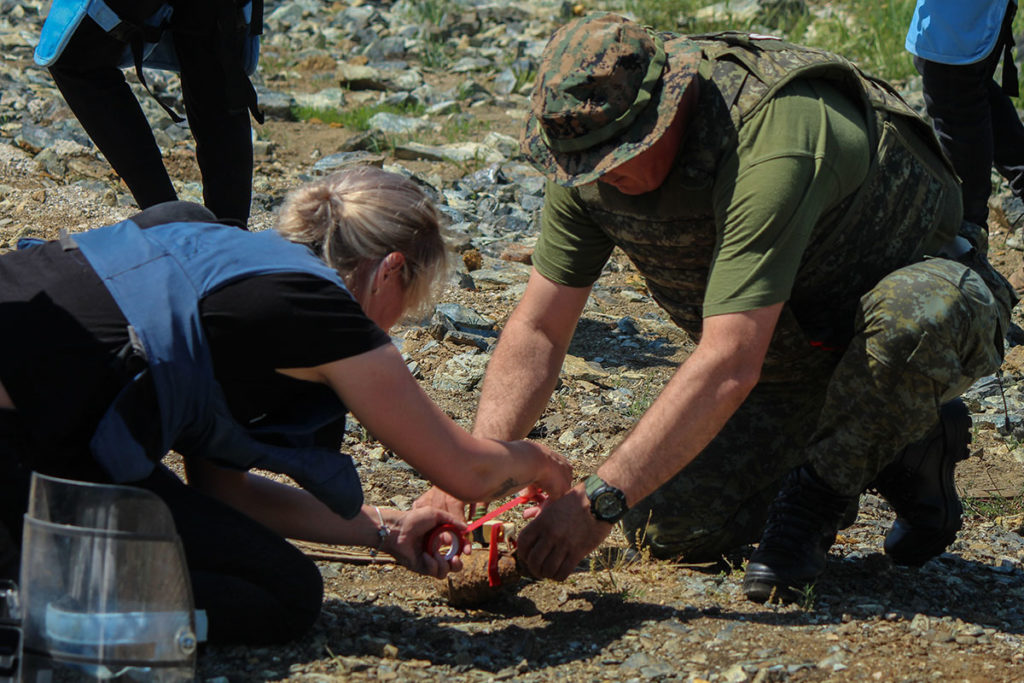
[3,0,1024,681]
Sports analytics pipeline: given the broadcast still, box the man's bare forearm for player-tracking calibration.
[473,312,568,439]
[474,269,591,440]
[596,343,758,506]
[596,304,784,507]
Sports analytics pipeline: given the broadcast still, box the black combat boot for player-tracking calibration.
[873,398,972,566]
[743,465,856,603]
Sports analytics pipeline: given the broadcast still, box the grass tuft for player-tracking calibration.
[292,101,428,130]
[600,0,919,83]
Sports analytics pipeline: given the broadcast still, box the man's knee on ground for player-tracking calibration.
[623,507,766,563]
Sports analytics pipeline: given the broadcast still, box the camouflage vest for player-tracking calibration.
[572,33,961,380]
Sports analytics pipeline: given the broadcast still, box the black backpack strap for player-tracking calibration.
[93,0,186,122]
[127,37,186,123]
[214,0,263,123]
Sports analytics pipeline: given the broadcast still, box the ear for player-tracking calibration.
[380,251,406,278]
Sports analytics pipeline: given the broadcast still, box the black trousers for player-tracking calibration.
[0,412,322,646]
[915,2,1024,227]
[48,0,254,225]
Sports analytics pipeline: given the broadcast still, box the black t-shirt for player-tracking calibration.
[0,238,390,473]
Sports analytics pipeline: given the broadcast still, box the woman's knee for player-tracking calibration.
[251,541,324,643]
[280,553,324,639]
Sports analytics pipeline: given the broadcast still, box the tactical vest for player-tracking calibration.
[71,220,363,519]
[572,33,962,380]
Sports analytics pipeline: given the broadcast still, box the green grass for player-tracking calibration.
[796,583,817,611]
[404,0,447,27]
[788,0,917,81]
[292,101,427,130]
[419,38,450,70]
[601,0,919,83]
[962,490,1024,520]
[512,66,538,95]
[627,378,659,418]
[401,0,452,69]
[442,114,486,142]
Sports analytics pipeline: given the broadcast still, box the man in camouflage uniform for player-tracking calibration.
[419,13,1017,601]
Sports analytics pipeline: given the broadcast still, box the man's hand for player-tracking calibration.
[413,486,472,522]
[515,482,612,580]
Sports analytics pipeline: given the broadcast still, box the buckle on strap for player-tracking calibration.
[935,235,973,263]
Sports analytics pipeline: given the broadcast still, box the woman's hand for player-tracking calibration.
[381,507,467,578]
[505,439,573,501]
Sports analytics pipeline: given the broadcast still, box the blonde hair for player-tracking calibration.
[276,166,450,318]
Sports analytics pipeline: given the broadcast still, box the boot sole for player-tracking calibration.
[885,399,971,566]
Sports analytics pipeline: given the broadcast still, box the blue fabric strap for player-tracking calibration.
[34,0,92,66]
[86,0,121,32]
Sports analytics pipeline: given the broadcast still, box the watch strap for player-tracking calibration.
[584,474,628,524]
[584,473,606,497]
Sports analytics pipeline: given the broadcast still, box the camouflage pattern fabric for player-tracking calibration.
[522,13,701,187]
[690,32,933,135]
[571,36,965,381]
[527,31,1020,560]
[624,245,1012,561]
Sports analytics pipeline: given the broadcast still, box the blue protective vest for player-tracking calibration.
[34,0,260,75]
[906,0,1014,65]
[35,0,262,123]
[72,219,363,519]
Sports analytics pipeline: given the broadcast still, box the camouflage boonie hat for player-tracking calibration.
[523,13,701,186]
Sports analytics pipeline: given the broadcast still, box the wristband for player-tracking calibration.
[369,506,391,560]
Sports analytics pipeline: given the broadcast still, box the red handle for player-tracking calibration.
[423,491,545,559]
[424,522,465,560]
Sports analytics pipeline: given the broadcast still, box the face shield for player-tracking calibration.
[18,473,204,682]
[0,578,19,680]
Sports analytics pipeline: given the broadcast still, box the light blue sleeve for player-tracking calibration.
[905,0,1013,65]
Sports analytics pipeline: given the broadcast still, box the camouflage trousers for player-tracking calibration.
[623,233,1015,562]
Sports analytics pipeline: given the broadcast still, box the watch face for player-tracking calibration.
[594,490,624,519]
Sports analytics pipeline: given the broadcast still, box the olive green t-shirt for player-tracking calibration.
[532,79,872,318]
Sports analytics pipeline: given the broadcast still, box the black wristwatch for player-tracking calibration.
[585,474,629,524]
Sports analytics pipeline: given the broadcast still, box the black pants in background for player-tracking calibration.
[915,2,1024,228]
[48,0,254,226]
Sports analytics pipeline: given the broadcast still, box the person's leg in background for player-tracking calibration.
[989,4,1024,202]
[916,2,1023,228]
[990,76,1024,200]
[916,54,997,227]
[171,0,254,226]
[48,9,177,210]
